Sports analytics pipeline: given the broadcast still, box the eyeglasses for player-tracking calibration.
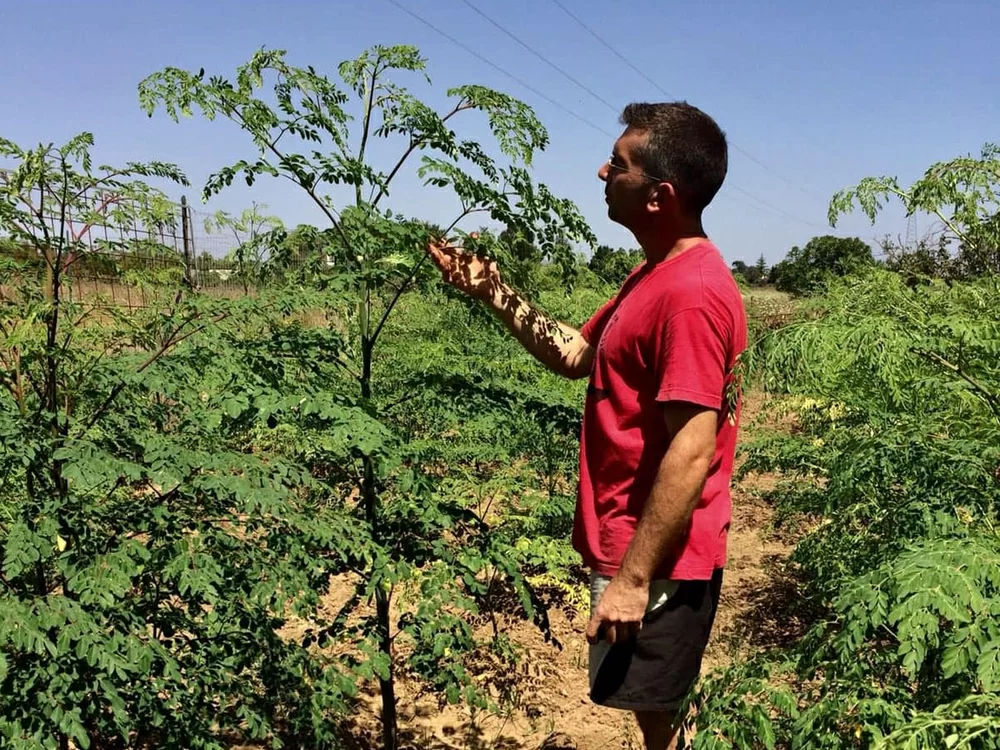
[606,156,664,184]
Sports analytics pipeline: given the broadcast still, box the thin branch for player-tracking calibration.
[55,158,70,281]
[65,167,132,210]
[333,353,362,382]
[71,193,122,243]
[368,206,478,348]
[371,100,473,208]
[0,371,17,400]
[71,339,118,392]
[224,103,354,253]
[356,54,382,206]
[4,217,33,241]
[268,114,307,151]
[22,355,45,404]
[246,110,354,253]
[381,390,423,413]
[913,347,1000,421]
[887,185,968,245]
[137,312,229,374]
[34,175,53,272]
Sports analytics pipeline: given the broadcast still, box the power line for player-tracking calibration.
[547,0,666,101]
[456,0,828,226]
[725,185,828,229]
[384,0,828,229]
[383,0,616,140]
[546,0,829,205]
[456,0,620,115]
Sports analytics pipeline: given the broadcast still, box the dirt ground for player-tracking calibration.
[338,392,798,750]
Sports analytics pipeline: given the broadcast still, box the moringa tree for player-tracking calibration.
[140,44,596,750]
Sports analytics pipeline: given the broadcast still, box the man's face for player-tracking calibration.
[598,128,663,229]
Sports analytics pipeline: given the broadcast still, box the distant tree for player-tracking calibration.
[744,266,764,285]
[754,253,768,281]
[772,235,874,295]
[731,257,768,286]
[879,233,956,284]
[589,244,643,286]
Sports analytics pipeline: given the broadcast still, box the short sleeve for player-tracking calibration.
[652,306,728,409]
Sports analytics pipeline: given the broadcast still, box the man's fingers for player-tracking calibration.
[426,244,462,282]
[604,623,618,645]
[585,614,601,644]
[425,243,445,268]
[586,615,643,645]
[586,614,615,645]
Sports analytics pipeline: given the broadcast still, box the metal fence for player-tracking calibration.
[0,189,274,309]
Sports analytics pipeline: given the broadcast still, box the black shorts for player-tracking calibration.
[588,568,724,713]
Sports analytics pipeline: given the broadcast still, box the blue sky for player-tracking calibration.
[1,0,998,265]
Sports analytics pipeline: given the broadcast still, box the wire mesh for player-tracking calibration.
[0,184,292,308]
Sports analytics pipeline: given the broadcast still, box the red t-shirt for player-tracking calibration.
[573,241,747,580]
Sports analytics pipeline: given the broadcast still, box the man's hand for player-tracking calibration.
[586,575,649,645]
[426,233,594,379]
[425,234,502,302]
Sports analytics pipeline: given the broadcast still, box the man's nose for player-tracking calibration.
[598,162,609,181]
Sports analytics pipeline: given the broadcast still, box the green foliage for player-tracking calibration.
[588,244,643,286]
[139,43,596,749]
[686,268,1000,748]
[202,201,284,290]
[0,125,597,748]
[770,235,874,295]
[830,143,1000,277]
[0,135,374,749]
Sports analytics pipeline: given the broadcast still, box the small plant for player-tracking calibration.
[203,202,284,292]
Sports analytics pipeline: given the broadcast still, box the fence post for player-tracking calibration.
[180,196,198,290]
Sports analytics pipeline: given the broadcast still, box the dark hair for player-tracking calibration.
[620,101,728,215]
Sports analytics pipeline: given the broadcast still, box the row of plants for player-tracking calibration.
[0,43,613,750]
[683,141,1000,748]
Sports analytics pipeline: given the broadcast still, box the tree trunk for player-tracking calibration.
[360,293,397,750]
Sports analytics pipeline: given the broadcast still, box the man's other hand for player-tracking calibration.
[586,575,649,645]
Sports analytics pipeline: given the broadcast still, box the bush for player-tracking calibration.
[771,235,874,295]
[683,270,1000,748]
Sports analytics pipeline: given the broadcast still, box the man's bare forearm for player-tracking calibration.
[616,440,713,586]
[484,281,592,379]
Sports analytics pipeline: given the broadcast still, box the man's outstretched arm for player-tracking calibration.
[426,238,594,379]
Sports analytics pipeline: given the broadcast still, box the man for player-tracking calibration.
[426,101,747,750]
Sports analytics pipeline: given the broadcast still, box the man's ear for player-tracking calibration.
[647,182,677,215]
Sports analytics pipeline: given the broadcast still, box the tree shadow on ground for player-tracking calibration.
[336,722,535,750]
[728,553,823,651]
